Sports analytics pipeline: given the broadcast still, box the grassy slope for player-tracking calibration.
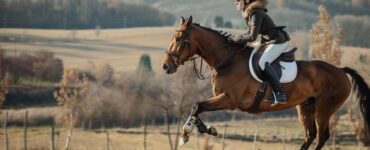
[0,27,175,73]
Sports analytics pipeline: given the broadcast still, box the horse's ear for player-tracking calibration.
[187,16,193,26]
[180,17,185,24]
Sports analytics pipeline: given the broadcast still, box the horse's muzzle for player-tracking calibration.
[162,61,178,74]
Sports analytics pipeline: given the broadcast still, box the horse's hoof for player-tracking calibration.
[207,125,218,136]
[179,134,189,146]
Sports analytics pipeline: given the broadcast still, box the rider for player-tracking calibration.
[228,0,290,105]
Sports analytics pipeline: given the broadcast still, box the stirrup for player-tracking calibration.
[264,98,275,105]
[265,91,287,106]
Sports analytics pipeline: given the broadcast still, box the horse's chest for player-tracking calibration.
[212,72,250,95]
[212,85,222,96]
[211,79,231,95]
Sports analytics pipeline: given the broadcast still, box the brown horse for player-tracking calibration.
[161,16,370,150]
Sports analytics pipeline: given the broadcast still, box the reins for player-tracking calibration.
[191,44,248,80]
[189,43,227,80]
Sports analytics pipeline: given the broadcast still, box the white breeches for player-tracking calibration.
[258,42,288,70]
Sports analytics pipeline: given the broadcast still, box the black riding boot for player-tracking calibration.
[263,62,287,105]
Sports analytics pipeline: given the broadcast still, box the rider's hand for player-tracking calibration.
[227,34,246,44]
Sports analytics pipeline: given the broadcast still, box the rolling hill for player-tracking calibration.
[0,27,369,76]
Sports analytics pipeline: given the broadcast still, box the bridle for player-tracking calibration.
[165,26,214,80]
[165,27,194,66]
[165,26,210,80]
[165,25,247,80]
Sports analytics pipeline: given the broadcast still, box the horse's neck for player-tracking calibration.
[195,28,233,68]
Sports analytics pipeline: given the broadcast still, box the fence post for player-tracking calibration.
[106,129,110,150]
[222,124,228,150]
[143,114,147,150]
[64,110,73,150]
[81,120,85,130]
[3,111,9,150]
[253,127,258,150]
[89,119,92,130]
[50,126,55,150]
[283,127,286,150]
[152,119,156,126]
[24,111,28,150]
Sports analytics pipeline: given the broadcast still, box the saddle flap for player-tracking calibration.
[280,47,297,62]
[249,45,298,83]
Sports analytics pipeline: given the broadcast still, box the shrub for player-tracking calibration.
[4,50,63,83]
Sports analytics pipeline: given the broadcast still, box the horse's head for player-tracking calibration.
[161,16,199,74]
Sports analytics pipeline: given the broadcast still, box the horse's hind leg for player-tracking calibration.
[314,95,348,150]
[296,98,316,150]
[314,117,330,150]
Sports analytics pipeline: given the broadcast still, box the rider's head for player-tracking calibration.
[235,0,256,11]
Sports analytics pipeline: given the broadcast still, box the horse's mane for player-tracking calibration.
[192,23,245,48]
[192,23,229,41]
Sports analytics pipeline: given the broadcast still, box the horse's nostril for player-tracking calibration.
[162,64,169,71]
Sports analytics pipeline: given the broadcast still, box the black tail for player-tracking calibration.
[343,67,370,136]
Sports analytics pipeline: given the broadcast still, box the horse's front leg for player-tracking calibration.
[180,93,235,145]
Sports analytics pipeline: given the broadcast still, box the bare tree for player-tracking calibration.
[54,67,89,150]
[154,64,210,150]
[311,5,344,66]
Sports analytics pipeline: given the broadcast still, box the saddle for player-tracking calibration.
[245,44,298,113]
[248,44,298,83]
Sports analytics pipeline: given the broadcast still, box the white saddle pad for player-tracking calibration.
[248,46,298,83]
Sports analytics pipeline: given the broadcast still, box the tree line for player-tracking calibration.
[0,0,175,29]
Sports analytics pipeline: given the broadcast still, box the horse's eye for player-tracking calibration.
[175,38,180,42]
